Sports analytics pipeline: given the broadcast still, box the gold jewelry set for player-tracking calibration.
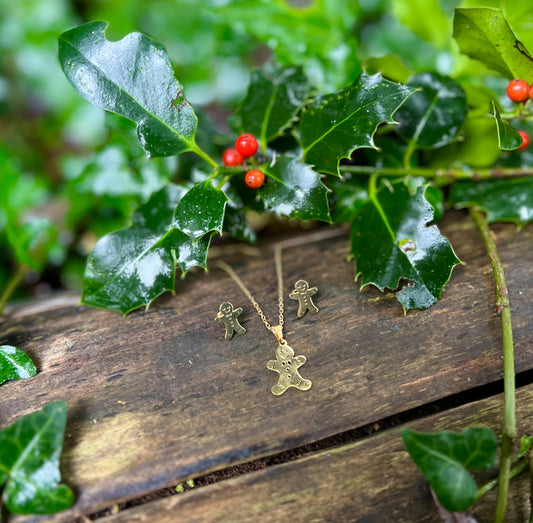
[215,245,318,396]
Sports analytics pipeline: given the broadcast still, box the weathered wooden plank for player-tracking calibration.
[1,214,532,521]
[99,384,533,523]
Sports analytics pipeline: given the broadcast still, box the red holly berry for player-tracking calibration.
[506,79,529,103]
[517,130,530,151]
[222,148,244,166]
[235,133,259,157]
[529,83,533,100]
[244,169,265,189]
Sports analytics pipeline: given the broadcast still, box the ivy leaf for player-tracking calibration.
[261,155,331,222]
[492,102,523,151]
[402,427,498,512]
[0,401,75,515]
[0,346,37,385]
[299,72,415,175]
[395,73,467,149]
[82,182,227,314]
[58,22,199,157]
[453,8,533,82]
[449,178,533,226]
[350,182,461,311]
[235,63,311,151]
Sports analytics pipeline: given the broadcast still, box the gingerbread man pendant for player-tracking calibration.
[215,302,246,340]
[289,280,319,318]
[267,341,312,395]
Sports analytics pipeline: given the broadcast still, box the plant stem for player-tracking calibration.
[475,457,528,501]
[339,165,533,182]
[0,264,29,316]
[191,144,219,169]
[469,207,516,523]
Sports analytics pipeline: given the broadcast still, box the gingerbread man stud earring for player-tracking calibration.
[289,280,319,318]
[215,302,246,340]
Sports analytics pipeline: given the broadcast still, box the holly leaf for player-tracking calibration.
[260,155,331,222]
[402,427,498,512]
[449,178,533,226]
[58,21,199,157]
[235,63,311,151]
[395,73,467,149]
[82,182,227,314]
[492,102,523,151]
[453,8,533,83]
[0,346,37,385]
[299,72,415,175]
[0,401,75,515]
[350,182,461,311]
[172,180,228,241]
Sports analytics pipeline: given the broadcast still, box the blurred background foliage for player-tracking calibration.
[1,0,532,303]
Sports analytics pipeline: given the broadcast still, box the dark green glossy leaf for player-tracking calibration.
[449,178,533,226]
[299,72,415,175]
[453,8,533,82]
[329,176,369,224]
[350,182,461,311]
[395,73,467,149]
[82,182,226,314]
[261,156,331,222]
[0,401,75,515]
[172,181,228,241]
[58,22,198,157]
[402,427,498,512]
[0,346,37,385]
[236,64,311,151]
[406,178,445,223]
[492,103,523,151]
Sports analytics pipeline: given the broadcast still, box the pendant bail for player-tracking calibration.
[271,325,285,344]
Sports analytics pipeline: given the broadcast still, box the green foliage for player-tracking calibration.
[299,73,415,175]
[214,0,360,92]
[59,22,200,159]
[261,156,331,222]
[450,178,533,226]
[350,182,461,311]
[235,64,312,151]
[395,73,467,150]
[0,346,37,385]
[492,102,523,151]
[82,183,225,314]
[0,401,74,515]
[402,427,498,511]
[453,8,533,82]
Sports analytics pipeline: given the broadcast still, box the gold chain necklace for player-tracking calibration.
[217,245,312,396]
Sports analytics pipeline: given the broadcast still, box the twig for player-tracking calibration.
[469,207,515,523]
[339,165,533,182]
[0,264,29,316]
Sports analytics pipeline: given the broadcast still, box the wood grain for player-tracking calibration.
[2,213,532,521]
[98,383,533,523]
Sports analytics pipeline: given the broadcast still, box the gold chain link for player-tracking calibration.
[216,244,285,338]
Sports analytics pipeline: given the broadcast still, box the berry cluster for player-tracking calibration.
[506,79,532,151]
[221,133,265,189]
